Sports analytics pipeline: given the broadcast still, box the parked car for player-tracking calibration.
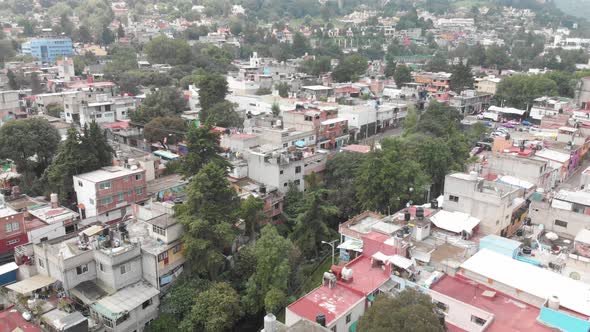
[470,146,483,156]
[501,123,515,128]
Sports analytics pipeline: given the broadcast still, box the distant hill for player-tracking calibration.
[554,0,590,19]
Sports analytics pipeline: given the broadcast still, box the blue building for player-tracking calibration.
[21,37,74,64]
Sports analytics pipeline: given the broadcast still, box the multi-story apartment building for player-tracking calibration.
[443,172,528,237]
[74,166,148,224]
[21,37,74,64]
[317,117,349,150]
[474,76,501,95]
[64,88,135,126]
[449,90,492,114]
[131,202,185,291]
[0,200,26,262]
[246,147,307,193]
[413,72,452,95]
[0,90,28,124]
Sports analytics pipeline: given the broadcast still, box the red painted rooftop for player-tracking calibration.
[287,281,364,326]
[287,255,390,326]
[0,308,41,332]
[231,133,257,139]
[431,275,553,332]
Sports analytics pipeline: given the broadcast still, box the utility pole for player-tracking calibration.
[322,239,339,266]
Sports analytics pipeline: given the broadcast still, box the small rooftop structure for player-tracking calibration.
[460,249,590,316]
[92,282,159,320]
[430,210,480,234]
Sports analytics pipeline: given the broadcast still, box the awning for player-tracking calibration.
[390,255,413,270]
[337,239,363,252]
[6,274,56,294]
[371,251,390,263]
[0,262,18,275]
[82,225,104,237]
[430,210,480,234]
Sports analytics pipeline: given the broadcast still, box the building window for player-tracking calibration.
[5,223,11,232]
[273,202,280,209]
[295,166,302,173]
[99,181,112,190]
[153,225,165,236]
[120,263,131,275]
[283,143,288,148]
[449,195,459,202]
[89,198,94,205]
[471,315,487,326]
[555,220,568,228]
[117,192,125,201]
[99,263,104,272]
[173,244,181,254]
[7,238,20,245]
[283,182,288,187]
[101,197,113,205]
[135,174,142,181]
[434,300,449,313]
[76,264,88,275]
[136,187,143,195]
[280,170,284,175]
[78,180,83,187]
[346,313,351,324]
[158,251,169,262]
[142,298,152,309]
[294,179,301,186]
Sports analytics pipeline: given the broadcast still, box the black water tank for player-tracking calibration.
[416,207,424,219]
[516,229,524,237]
[431,199,439,209]
[404,212,411,221]
[522,246,532,255]
[316,314,326,327]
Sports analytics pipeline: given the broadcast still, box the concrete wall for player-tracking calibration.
[487,155,549,189]
[328,298,365,332]
[429,290,494,332]
[529,201,590,238]
[94,247,142,291]
[141,253,158,289]
[73,177,98,219]
[111,294,159,332]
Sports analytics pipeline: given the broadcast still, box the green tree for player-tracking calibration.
[324,152,364,220]
[276,82,290,98]
[357,289,445,332]
[485,45,510,71]
[180,282,243,332]
[355,138,429,213]
[144,117,187,148]
[82,121,113,167]
[332,54,368,82]
[7,69,19,89]
[271,102,281,117]
[402,106,418,135]
[243,225,297,314]
[180,125,229,177]
[145,35,191,65]
[199,101,241,128]
[424,53,449,72]
[131,88,187,123]
[290,187,339,258]
[46,128,87,203]
[0,118,59,176]
[240,196,265,238]
[450,62,474,93]
[177,163,239,279]
[30,72,42,95]
[384,59,396,78]
[0,40,15,65]
[197,73,228,110]
[100,26,115,45]
[292,32,310,57]
[496,75,558,109]
[393,64,412,87]
[117,23,125,38]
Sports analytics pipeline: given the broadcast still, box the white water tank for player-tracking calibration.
[263,313,276,332]
[469,171,478,181]
[548,295,560,310]
[341,267,353,281]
